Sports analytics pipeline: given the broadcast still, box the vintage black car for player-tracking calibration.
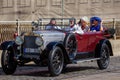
[0,18,115,76]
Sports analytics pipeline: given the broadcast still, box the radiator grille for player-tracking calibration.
[23,36,40,54]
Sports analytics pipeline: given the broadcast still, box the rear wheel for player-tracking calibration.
[48,47,64,76]
[1,50,17,74]
[97,44,110,69]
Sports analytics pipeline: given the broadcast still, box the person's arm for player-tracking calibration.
[84,26,90,32]
[100,26,103,31]
[56,26,62,30]
[70,25,76,31]
[72,24,84,34]
[100,21,103,31]
[45,25,52,30]
[77,26,84,34]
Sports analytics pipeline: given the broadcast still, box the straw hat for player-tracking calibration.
[80,16,89,23]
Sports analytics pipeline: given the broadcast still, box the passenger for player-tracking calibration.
[69,17,76,28]
[70,18,84,35]
[90,16,103,32]
[79,16,89,32]
[45,18,61,30]
[64,18,76,31]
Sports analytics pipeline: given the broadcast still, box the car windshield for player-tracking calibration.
[32,18,74,32]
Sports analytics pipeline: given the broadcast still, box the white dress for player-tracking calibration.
[70,24,84,35]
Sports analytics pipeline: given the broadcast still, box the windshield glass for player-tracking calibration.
[32,18,74,32]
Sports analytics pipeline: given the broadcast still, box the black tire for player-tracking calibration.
[64,33,77,60]
[62,64,67,73]
[97,44,110,69]
[1,50,17,75]
[48,47,64,76]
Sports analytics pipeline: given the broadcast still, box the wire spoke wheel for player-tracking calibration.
[48,47,64,76]
[97,44,110,69]
[1,50,17,74]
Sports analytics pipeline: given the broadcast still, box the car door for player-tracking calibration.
[75,32,91,59]
[87,31,103,52]
[75,33,89,52]
[75,32,103,59]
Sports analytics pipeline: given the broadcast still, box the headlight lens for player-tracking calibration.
[35,37,43,46]
[15,36,24,45]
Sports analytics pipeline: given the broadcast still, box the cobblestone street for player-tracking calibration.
[0,0,120,80]
[0,56,119,80]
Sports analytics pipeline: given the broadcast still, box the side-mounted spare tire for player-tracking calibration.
[64,33,77,60]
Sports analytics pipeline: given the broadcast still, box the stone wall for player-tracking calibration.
[0,0,120,21]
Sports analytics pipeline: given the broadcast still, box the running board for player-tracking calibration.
[73,58,100,64]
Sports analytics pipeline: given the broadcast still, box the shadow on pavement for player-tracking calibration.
[63,66,98,73]
[8,66,99,77]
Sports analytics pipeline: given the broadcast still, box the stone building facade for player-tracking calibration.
[0,0,120,21]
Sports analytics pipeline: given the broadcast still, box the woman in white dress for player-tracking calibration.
[70,16,89,34]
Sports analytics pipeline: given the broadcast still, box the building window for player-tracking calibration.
[2,0,14,8]
[36,0,47,7]
[52,0,61,6]
[79,0,88,4]
[18,0,31,7]
[103,0,111,3]
[66,0,75,4]
[91,0,99,3]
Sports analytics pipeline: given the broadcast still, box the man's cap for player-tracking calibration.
[90,16,102,23]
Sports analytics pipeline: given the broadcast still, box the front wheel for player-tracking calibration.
[48,47,64,76]
[1,50,17,74]
[97,44,110,69]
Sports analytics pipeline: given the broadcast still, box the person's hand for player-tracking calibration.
[93,30,96,32]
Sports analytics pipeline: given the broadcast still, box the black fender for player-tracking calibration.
[104,28,115,39]
[0,41,17,50]
[95,39,113,57]
[46,42,70,64]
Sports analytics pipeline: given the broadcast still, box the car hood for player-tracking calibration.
[33,30,66,49]
[33,30,65,37]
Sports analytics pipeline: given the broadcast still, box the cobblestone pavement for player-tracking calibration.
[0,56,120,80]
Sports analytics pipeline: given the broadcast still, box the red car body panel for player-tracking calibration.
[75,31,104,53]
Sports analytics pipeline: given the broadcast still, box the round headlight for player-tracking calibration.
[15,36,24,45]
[35,37,43,46]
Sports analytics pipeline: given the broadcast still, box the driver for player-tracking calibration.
[45,18,61,30]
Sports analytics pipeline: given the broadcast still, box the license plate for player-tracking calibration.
[24,48,39,53]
